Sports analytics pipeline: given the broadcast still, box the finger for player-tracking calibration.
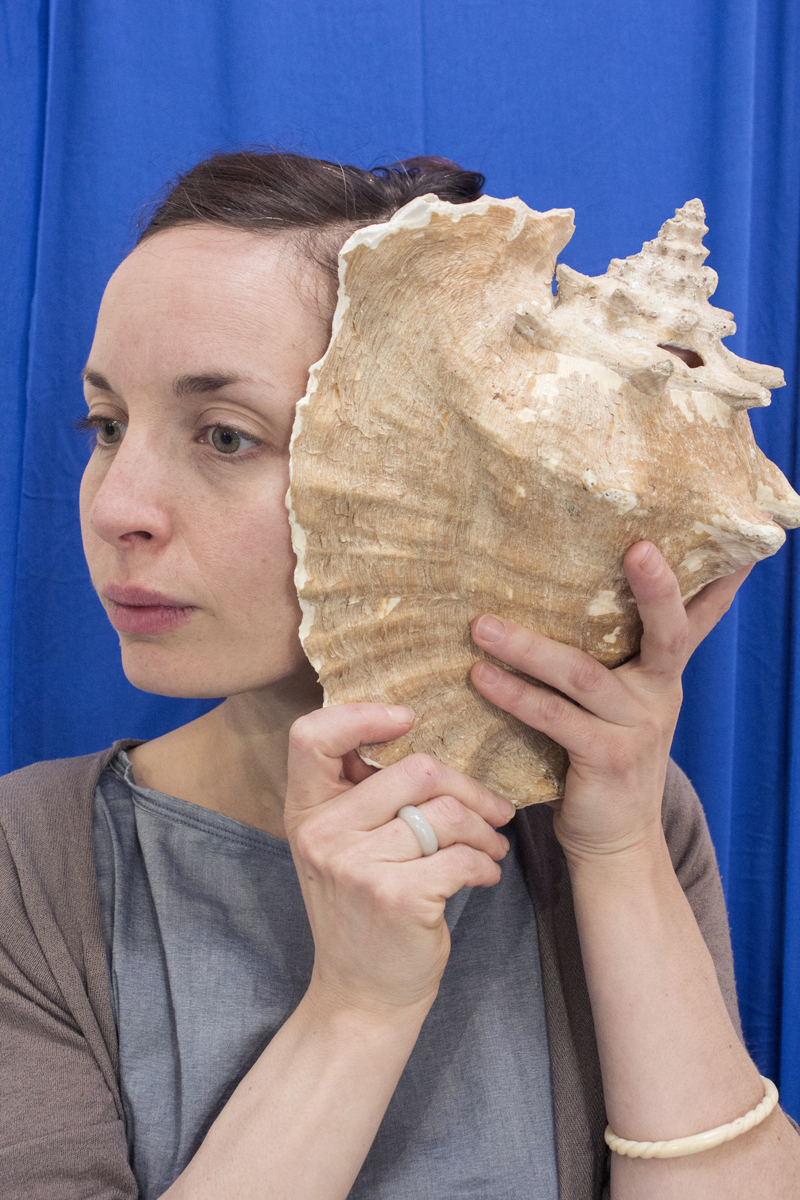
[288,704,414,810]
[622,542,689,681]
[372,793,510,863]
[471,614,635,724]
[335,753,515,833]
[470,659,597,753]
[341,749,379,785]
[684,563,754,656]
[402,843,504,895]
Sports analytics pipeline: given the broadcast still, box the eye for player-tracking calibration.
[97,418,126,445]
[76,415,127,445]
[205,425,261,455]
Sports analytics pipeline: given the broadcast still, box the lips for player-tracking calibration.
[103,584,198,635]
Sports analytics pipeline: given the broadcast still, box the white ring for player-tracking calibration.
[397,805,439,856]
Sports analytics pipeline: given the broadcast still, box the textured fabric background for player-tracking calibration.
[2,0,798,1118]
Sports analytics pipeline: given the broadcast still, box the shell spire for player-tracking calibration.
[516,198,785,408]
[608,198,716,302]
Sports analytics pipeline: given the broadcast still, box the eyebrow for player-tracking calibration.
[81,369,113,391]
[173,373,242,396]
[81,369,244,396]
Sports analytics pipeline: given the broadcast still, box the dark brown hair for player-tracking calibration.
[137,149,485,281]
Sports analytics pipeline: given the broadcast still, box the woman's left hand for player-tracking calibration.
[470,541,753,864]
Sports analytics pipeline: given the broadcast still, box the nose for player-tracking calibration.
[82,429,174,549]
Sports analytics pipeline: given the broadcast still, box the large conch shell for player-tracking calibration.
[288,195,800,806]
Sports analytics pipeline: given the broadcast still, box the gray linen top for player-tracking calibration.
[1,744,751,1199]
[92,750,560,1199]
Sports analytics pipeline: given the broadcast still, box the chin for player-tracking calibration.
[119,641,309,699]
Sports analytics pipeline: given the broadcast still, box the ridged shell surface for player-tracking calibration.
[288,195,800,806]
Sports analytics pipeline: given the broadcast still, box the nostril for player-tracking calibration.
[120,531,154,543]
[658,343,704,369]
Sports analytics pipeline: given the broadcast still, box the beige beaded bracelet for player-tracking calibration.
[605,1076,779,1159]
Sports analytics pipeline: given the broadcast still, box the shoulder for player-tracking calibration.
[0,741,140,831]
[0,743,125,798]
[0,741,142,917]
[0,746,137,1197]
[0,740,141,1035]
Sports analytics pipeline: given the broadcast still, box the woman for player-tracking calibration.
[1,151,798,1200]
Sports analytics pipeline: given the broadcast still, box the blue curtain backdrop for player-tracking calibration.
[2,0,798,1118]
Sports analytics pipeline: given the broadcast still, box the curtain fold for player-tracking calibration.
[2,0,798,1118]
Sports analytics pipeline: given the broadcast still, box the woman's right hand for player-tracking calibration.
[284,703,514,1019]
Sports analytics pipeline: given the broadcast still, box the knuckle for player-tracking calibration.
[294,820,332,870]
[654,610,689,658]
[288,715,317,754]
[427,793,466,825]
[401,753,442,789]
[601,738,635,776]
[538,686,568,726]
[661,630,688,659]
[568,655,607,695]
[448,842,481,873]
[516,628,540,664]
[457,846,500,888]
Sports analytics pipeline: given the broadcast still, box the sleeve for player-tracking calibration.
[0,827,138,1200]
[658,764,800,1144]
[594,760,798,1196]
[660,759,742,1035]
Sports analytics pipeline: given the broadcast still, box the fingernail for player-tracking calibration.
[385,705,414,724]
[639,543,662,576]
[475,615,505,642]
[476,662,502,684]
[498,798,516,822]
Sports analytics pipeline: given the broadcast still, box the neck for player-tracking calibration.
[127,660,324,837]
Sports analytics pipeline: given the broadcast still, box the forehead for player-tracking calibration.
[92,225,326,376]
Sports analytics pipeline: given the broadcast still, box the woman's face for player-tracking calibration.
[80,225,332,698]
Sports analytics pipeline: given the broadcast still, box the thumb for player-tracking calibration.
[287,703,414,811]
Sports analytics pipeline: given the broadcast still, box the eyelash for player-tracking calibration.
[74,414,127,445]
[74,414,111,436]
[75,415,265,458]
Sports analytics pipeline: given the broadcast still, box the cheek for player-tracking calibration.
[250,514,297,593]
[78,458,104,557]
[78,457,97,522]
[202,478,299,613]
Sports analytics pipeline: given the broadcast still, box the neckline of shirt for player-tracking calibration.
[109,749,293,855]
